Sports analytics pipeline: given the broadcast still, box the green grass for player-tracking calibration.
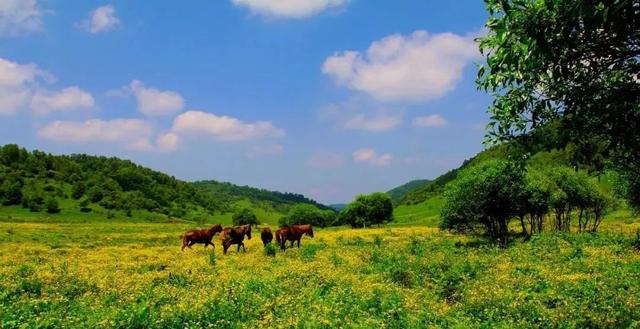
[392,196,444,227]
[1,220,639,328]
[0,197,285,226]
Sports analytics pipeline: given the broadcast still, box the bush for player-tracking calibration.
[264,243,277,257]
[339,192,393,228]
[45,197,60,214]
[280,204,336,228]
[232,208,259,226]
[440,160,525,239]
[79,198,92,213]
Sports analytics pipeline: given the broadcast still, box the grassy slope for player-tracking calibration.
[387,179,430,204]
[1,221,639,327]
[0,198,285,226]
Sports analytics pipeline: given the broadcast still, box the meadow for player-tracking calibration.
[1,217,640,328]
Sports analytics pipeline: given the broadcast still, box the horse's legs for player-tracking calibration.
[223,244,229,255]
[297,239,301,248]
[237,243,241,252]
[242,242,246,252]
[290,240,294,247]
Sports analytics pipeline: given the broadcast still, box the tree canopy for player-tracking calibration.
[477,0,640,210]
[339,192,394,228]
[279,204,337,228]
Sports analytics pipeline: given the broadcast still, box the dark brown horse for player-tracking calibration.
[181,224,223,251]
[276,224,314,250]
[261,227,273,246]
[221,224,252,255]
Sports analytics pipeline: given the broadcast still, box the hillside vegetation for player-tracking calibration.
[386,179,430,204]
[0,144,325,224]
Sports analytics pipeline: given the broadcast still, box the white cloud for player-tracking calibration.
[30,86,95,114]
[321,97,403,132]
[79,5,119,33]
[38,118,185,152]
[128,80,184,116]
[307,151,344,168]
[0,57,49,115]
[413,114,447,127]
[172,110,284,141]
[353,148,392,166]
[344,113,402,132]
[232,0,348,19]
[156,132,179,152]
[38,118,153,147]
[0,0,43,36]
[323,30,479,102]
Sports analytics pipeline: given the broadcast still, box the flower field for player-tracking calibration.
[1,221,640,328]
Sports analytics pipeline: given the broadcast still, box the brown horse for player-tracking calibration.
[221,224,252,255]
[277,224,314,250]
[181,224,223,251]
[261,227,273,246]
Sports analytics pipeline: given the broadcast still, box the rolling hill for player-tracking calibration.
[386,179,430,204]
[0,144,327,224]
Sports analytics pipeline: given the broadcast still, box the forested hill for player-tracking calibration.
[192,181,331,212]
[0,144,326,221]
[397,142,580,206]
[386,179,430,204]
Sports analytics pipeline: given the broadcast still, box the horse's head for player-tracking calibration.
[244,224,252,240]
[209,224,223,235]
[306,225,314,238]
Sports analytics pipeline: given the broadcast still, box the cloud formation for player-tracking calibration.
[38,118,153,150]
[321,97,403,132]
[0,57,93,115]
[0,0,43,36]
[31,86,95,114]
[413,114,447,127]
[323,30,479,102]
[171,110,284,141]
[353,148,392,166]
[78,5,119,33]
[128,80,185,116]
[232,0,348,18]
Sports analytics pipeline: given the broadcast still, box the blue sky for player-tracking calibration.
[0,0,491,204]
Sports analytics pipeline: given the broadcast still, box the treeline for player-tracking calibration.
[239,192,394,229]
[192,180,331,213]
[440,160,618,240]
[0,144,327,218]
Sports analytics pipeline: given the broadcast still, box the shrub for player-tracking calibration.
[45,197,60,214]
[440,160,525,240]
[208,251,216,266]
[339,192,394,228]
[232,208,259,227]
[264,243,277,257]
[280,204,336,228]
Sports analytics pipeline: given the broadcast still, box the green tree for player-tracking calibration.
[279,204,336,228]
[71,181,85,199]
[0,176,23,205]
[339,192,393,228]
[232,208,259,227]
[477,0,640,210]
[79,198,92,213]
[440,160,525,240]
[45,197,60,214]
